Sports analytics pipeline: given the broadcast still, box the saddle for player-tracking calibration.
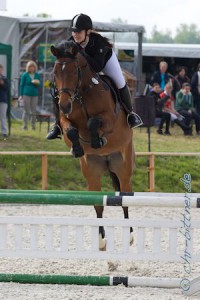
[100,75,121,115]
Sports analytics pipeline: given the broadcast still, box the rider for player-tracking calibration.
[47,13,143,140]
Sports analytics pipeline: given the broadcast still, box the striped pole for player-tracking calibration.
[0,273,181,288]
[0,191,199,208]
[0,189,115,196]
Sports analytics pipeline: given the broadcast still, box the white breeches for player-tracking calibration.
[102,51,126,89]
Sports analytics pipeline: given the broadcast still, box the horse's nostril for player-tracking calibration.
[60,102,72,114]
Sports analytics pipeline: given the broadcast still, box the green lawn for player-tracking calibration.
[0,120,199,192]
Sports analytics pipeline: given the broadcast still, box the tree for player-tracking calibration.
[111,17,127,24]
[147,26,174,43]
[174,23,200,44]
[36,13,52,18]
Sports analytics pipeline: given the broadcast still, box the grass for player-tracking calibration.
[0,120,199,192]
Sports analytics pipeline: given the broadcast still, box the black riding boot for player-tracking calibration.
[119,84,143,128]
[46,98,62,140]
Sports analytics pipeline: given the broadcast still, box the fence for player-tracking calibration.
[0,190,200,290]
[1,151,200,191]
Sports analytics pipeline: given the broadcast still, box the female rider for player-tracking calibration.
[47,13,142,140]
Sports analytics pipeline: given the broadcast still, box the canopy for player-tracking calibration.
[18,17,145,33]
[115,42,200,58]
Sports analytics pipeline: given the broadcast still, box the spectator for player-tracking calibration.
[191,63,200,115]
[175,83,200,135]
[19,61,41,130]
[148,82,171,135]
[161,83,191,134]
[0,64,9,138]
[172,66,190,98]
[150,61,170,91]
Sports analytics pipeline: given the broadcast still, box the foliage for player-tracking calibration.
[146,23,200,44]
[111,17,128,24]
[148,26,174,44]
[174,23,200,44]
[36,13,52,18]
[23,13,52,18]
[110,17,200,44]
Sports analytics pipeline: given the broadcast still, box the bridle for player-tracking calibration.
[51,51,99,119]
[51,56,83,103]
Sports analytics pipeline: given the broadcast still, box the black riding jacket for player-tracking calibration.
[70,33,113,73]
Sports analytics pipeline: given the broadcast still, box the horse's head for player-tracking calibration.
[51,40,80,115]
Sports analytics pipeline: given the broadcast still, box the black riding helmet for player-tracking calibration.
[71,14,93,32]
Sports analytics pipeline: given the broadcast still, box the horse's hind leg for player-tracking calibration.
[95,206,106,250]
[79,155,107,250]
[123,207,134,245]
[87,117,107,149]
[108,148,134,245]
[66,126,84,158]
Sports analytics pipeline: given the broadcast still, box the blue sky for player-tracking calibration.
[0,0,199,36]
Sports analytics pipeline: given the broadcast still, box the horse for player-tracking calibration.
[51,40,135,250]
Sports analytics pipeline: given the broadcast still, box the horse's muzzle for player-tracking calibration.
[59,102,72,115]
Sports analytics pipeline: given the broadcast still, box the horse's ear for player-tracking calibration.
[51,45,58,57]
[68,42,79,57]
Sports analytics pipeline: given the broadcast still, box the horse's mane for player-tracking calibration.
[52,40,78,58]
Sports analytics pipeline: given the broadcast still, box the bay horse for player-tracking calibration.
[51,40,135,249]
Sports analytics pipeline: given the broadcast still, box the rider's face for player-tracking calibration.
[72,30,87,44]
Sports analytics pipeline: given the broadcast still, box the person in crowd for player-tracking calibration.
[175,83,200,135]
[172,66,190,98]
[150,61,170,91]
[19,61,41,130]
[0,64,9,138]
[148,82,171,135]
[47,13,142,140]
[161,83,191,134]
[191,63,200,115]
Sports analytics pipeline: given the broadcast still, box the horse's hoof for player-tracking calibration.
[99,234,106,251]
[130,232,134,246]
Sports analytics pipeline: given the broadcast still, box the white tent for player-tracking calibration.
[0,16,19,81]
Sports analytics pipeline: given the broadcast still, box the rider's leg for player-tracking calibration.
[46,97,62,140]
[119,84,143,128]
[102,51,143,128]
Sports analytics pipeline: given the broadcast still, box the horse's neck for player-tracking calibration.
[78,53,96,87]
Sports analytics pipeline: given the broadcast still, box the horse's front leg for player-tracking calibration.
[87,117,107,149]
[66,126,84,158]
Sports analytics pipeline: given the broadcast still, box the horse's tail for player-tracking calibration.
[108,171,120,191]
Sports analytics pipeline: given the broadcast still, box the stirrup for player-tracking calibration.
[46,124,62,140]
[127,112,143,129]
[91,136,107,149]
[100,137,107,148]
